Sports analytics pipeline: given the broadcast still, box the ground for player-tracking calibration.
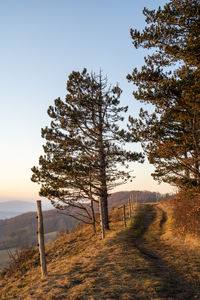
[1,203,200,299]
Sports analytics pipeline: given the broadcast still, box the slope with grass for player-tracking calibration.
[0,190,165,252]
[1,202,200,299]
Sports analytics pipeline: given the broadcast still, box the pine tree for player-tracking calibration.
[127,0,200,188]
[31,69,143,231]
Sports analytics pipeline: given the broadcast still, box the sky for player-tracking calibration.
[0,0,175,203]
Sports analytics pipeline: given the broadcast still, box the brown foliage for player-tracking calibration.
[172,189,200,236]
[0,246,38,278]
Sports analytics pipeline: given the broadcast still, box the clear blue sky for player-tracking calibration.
[0,0,174,202]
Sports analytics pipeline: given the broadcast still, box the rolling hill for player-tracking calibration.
[0,190,170,251]
[1,200,200,299]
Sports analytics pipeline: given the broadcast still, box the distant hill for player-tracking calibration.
[0,200,52,219]
[0,190,171,250]
[108,190,170,208]
[0,209,78,250]
[2,200,199,299]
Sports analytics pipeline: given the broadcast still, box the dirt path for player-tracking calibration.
[1,204,200,299]
[129,204,200,299]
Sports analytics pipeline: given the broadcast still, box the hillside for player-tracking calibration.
[108,190,168,208]
[1,201,200,299]
[0,209,78,250]
[0,190,167,251]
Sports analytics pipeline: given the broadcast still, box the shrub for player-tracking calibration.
[0,245,38,278]
[172,188,200,236]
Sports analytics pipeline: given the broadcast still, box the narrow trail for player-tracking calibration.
[1,203,200,299]
[127,204,200,299]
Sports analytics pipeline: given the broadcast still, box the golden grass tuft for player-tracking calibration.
[1,203,200,299]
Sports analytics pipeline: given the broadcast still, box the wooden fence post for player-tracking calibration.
[131,194,134,211]
[123,204,126,228]
[99,200,105,239]
[36,200,47,277]
[136,193,138,205]
[128,197,132,218]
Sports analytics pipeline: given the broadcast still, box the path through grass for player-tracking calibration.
[1,204,200,299]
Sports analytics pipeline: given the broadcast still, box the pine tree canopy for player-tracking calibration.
[31,69,144,227]
[127,0,200,188]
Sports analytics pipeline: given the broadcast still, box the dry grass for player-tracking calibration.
[1,203,200,299]
[171,189,200,236]
[0,246,38,279]
[0,249,16,270]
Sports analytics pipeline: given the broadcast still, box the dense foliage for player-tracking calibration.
[31,69,143,230]
[128,0,200,188]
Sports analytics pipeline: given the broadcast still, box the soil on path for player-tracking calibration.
[126,204,200,299]
[1,203,200,299]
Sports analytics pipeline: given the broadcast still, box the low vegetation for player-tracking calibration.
[0,190,165,251]
[172,189,200,236]
[0,246,38,279]
[0,0,199,298]
[1,200,200,299]
[0,249,16,270]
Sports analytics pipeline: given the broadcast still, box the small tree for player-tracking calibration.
[31,69,143,231]
[127,0,200,188]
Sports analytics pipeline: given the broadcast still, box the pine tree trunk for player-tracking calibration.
[98,140,109,229]
[97,83,109,230]
[99,199,105,239]
[101,177,109,230]
[192,111,200,186]
[90,199,96,234]
[89,168,96,234]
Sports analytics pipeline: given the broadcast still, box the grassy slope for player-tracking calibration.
[0,232,58,270]
[0,249,16,269]
[1,203,200,299]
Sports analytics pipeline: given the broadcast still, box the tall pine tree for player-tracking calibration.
[32,69,143,231]
[127,0,200,188]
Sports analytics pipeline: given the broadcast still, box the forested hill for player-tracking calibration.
[108,190,170,208]
[0,209,77,250]
[0,190,170,250]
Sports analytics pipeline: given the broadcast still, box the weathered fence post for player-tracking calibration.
[123,204,126,228]
[131,194,134,211]
[99,200,105,239]
[128,197,132,218]
[156,193,158,203]
[36,200,47,277]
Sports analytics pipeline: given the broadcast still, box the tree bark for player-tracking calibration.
[89,167,96,234]
[36,200,47,278]
[90,199,96,234]
[96,77,109,230]
[99,199,105,239]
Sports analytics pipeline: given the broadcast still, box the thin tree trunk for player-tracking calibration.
[184,146,190,179]
[89,167,96,234]
[99,199,105,239]
[90,199,96,234]
[101,183,109,230]
[97,78,109,230]
[192,109,200,185]
[36,200,47,278]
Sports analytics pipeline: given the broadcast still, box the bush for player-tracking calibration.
[172,188,200,236]
[0,245,38,278]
